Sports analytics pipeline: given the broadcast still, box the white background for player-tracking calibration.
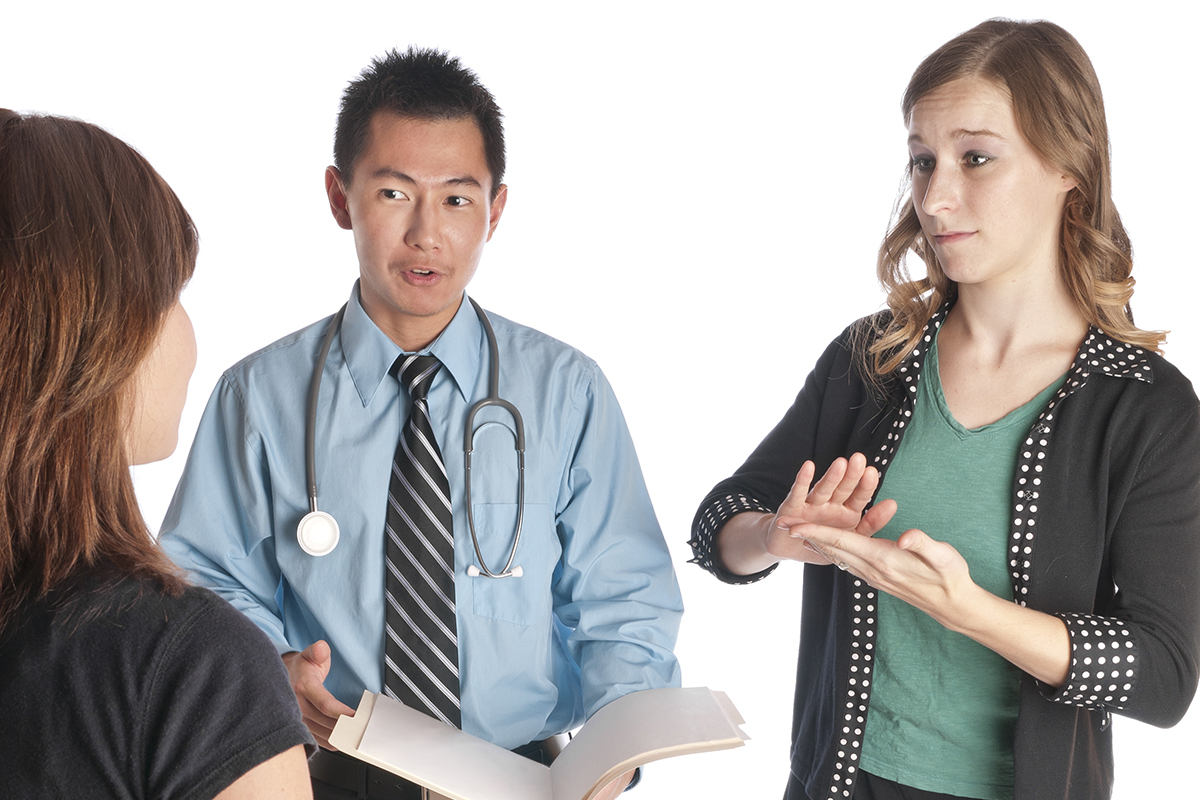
[4,1,1197,797]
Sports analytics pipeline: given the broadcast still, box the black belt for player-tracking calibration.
[310,737,561,800]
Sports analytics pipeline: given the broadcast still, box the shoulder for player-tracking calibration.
[1083,337,1199,419]
[217,315,334,398]
[54,574,270,655]
[1143,349,1199,408]
[806,310,894,389]
[484,310,605,406]
[486,310,599,371]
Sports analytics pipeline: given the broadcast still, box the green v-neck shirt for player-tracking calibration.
[859,335,1067,800]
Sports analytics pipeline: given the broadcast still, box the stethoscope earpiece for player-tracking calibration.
[466,564,523,578]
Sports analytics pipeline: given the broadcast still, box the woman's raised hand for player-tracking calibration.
[767,454,897,565]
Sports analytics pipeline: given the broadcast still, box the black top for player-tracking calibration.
[690,308,1200,800]
[0,568,314,800]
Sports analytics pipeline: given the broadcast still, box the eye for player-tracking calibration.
[965,152,993,167]
[381,189,407,201]
[909,155,934,174]
[446,195,472,207]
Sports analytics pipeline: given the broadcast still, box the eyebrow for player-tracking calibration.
[908,128,1007,145]
[370,169,484,190]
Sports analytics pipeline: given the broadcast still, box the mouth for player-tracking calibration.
[933,231,974,245]
[400,266,443,286]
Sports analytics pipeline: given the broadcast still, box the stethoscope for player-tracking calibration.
[296,297,526,579]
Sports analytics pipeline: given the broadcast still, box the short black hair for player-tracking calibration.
[334,47,505,197]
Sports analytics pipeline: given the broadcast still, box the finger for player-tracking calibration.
[856,498,897,536]
[296,695,339,749]
[802,539,836,565]
[777,461,817,525]
[806,457,848,505]
[844,465,880,514]
[828,452,868,506]
[310,687,356,720]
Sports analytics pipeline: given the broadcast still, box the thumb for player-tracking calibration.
[896,528,929,552]
[303,639,333,675]
[856,498,897,536]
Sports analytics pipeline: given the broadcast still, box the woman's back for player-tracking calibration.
[0,568,309,799]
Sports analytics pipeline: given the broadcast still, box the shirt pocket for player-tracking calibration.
[468,503,556,626]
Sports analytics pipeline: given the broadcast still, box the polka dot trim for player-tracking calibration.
[835,306,944,800]
[1078,331,1152,382]
[827,580,876,799]
[1007,330,1151,607]
[688,493,776,584]
[872,305,947,471]
[1056,613,1138,711]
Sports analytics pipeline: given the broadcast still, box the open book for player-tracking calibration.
[328,686,748,800]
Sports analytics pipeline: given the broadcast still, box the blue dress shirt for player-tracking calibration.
[159,285,683,749]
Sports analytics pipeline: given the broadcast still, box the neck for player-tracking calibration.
[362,293,463,353]
[946,274,1087,364]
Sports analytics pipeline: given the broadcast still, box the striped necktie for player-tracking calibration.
[383,354,461,727]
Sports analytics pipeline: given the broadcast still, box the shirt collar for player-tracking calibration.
[1075,328,1154,383]
[341,281,483,406]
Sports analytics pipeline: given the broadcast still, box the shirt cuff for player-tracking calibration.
[688,493,778,584]
[1043,612,1139,712]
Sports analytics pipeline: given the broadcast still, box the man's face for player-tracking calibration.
[326,112,506,350]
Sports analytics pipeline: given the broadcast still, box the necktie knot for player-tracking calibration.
[392,354,442,401]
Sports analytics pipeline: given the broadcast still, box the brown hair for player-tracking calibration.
[868,18,1162,376]
[0,110,197,628]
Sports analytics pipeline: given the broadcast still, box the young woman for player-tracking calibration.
[690,20,1200,800]
[0,110,315,798]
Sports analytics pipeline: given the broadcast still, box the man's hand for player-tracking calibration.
[282,640,356,749]
[592,769,637,800]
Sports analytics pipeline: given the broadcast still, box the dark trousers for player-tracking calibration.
[309,739,559,800]
[853,771,972,800]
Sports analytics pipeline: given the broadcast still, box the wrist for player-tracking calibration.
[934,577,994,636]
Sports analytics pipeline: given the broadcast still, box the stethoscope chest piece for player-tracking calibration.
[297,510,340,556]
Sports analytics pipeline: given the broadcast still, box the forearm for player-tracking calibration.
[942,582,1070,687]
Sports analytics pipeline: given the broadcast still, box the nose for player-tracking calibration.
[918,164,959,217]
[403,199,441,251]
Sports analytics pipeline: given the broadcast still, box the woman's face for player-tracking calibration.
[127,300,197,466]
[906,77,1076,292]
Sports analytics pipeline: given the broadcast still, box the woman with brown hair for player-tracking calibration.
[0,110,314,798]
[690,19,1200,800]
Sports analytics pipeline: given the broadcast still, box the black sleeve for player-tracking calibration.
[140,588,315,800]
[688,322,873,583]
[1047,375,1200,727]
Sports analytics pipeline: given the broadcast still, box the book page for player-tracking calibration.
[330,691,553,800]
[550,687,748,800]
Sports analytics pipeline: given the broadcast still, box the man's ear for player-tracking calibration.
[325,166,353,230]
[486,184,507,242]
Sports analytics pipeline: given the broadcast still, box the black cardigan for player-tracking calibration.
[690,307,1200,800]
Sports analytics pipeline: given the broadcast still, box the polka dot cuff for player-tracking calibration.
[1052,612,1138,711]
[688,493,777,584]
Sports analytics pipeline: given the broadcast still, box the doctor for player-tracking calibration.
[159,48,682,800]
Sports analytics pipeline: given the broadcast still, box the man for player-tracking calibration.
[159,48,682,799]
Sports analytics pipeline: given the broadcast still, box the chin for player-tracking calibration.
[129,433,179,467]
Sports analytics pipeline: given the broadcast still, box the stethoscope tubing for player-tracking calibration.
[301,298,525,578]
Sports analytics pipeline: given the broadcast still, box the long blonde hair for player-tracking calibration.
[869,19,1162,377]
